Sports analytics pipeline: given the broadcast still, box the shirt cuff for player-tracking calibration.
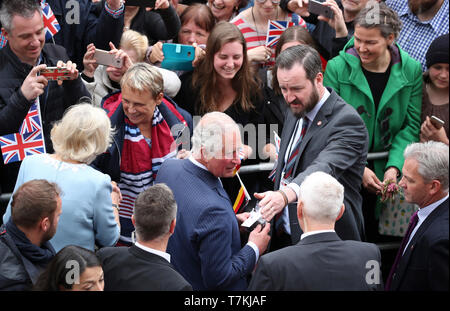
[247,241,259,265]
[285,183,300,202]
[104,1,124,18]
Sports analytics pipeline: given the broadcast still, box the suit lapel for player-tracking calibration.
[275,110,299,186]
[294,92,335,172]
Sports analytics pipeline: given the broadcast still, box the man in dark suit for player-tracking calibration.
[249,171,382,290]
[255,45,368,248]
[386,141,449,291]
[97,184,192,291]
[155,112,271,291]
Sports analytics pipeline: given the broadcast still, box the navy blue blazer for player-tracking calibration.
[390,197,449,291]
[155,159,256,290]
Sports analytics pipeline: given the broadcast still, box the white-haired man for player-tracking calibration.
[155,112,271,291]
[386,141,449,291]
[249,171,382,290]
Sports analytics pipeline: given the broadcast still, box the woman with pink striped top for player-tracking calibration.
[231,0,305,67]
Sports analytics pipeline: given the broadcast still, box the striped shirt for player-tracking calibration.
[118,107,176,244]
[386,0,449,71]
[231,13,304,67]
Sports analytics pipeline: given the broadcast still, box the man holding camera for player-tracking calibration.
[0,0,90,194]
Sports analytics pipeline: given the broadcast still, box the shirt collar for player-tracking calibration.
[189,156,208,171]
[305,87,330,123]
[301,229,335,240]
[417,193,449,222]
[400,0,449,31]
[134,241,171,263]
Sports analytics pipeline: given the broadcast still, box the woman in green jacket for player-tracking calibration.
[324,2,422,241]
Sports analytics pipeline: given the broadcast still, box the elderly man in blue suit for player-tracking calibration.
[155,112,271,291]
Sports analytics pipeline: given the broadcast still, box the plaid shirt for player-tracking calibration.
[0,0,124,49]
[386,0,449,71]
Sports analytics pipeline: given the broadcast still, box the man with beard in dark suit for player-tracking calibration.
[255,45,369,249]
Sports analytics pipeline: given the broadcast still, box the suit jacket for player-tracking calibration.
[390,198,449,291]
[274,88,369,243]
[97,245,192,291]
[248,232,383,291]
[155,159,256,291]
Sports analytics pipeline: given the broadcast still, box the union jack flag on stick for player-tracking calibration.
[265,19,307,48]
[0,101,46,164]
[41,0,60,41]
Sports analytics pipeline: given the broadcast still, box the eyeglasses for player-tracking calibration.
[255,0,281,4]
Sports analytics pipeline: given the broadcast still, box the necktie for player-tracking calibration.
[385,211,419,290]
[283,118,309,179]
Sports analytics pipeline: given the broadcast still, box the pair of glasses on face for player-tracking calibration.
[255,0,281,4]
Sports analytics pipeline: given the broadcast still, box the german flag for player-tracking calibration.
[232,172,251,214]
[232,186,246,214]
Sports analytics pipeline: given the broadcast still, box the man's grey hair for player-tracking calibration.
[404,141,449,193]
[299,171,344,223]
[191,112,240,159]
[0,0,42,33]
[274,44,323,83]
[133,183,177,242]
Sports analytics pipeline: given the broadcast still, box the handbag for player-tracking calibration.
[378,192,419,237]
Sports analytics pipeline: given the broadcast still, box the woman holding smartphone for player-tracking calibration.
[420,34,449,145]
[324,3,422,241]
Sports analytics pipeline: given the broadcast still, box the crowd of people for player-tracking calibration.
[0,0,448,292]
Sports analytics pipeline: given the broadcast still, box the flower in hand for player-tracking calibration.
[380,179,400,203]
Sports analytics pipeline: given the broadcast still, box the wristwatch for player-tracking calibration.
[112,203,120,211]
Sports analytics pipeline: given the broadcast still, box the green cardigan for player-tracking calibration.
[324,38,422,181]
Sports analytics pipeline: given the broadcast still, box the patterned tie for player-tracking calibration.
[385,211,419,290]
[283,118,309,179]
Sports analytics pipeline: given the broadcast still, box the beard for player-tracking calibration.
[408,0,438,15]
[288,87,320,119]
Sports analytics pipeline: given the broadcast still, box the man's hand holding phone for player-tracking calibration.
[21,64,49,101]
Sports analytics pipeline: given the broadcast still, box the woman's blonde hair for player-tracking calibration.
[120,29,149,62]
[51,103,113,164]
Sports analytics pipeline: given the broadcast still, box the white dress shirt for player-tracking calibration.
[134,241,171,263]
[403,194,449,255]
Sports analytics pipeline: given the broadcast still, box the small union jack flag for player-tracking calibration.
[41,0,60,41]
[0,101,46,164]
[266,20,295,48]
[265,19,308,48]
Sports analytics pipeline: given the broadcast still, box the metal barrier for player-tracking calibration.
[239,151,389,175]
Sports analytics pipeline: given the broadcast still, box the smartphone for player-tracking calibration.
[40,67,72,81]
[94,49,123,68]
[308,0,334,19]
[124,0,156,7]
[161,43,195,71]
[430,115,445,129]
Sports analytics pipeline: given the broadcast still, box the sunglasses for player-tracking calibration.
[255,0,281,4]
